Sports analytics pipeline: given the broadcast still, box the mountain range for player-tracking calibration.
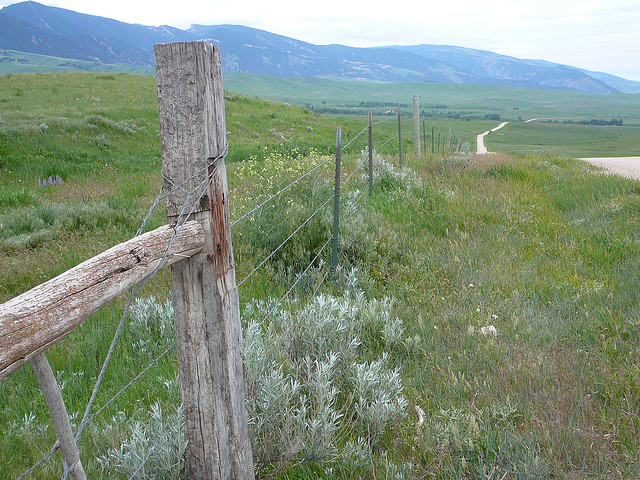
[1,1,639,94]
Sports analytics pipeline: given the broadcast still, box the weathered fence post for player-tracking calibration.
[413,94,420,157]
[30,353,87,480]
[331,127,342,271]
[368,111,373,196]
[397,106,402,167]
[154,41,254,479]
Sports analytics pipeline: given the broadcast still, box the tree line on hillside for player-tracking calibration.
[543,118,624,126]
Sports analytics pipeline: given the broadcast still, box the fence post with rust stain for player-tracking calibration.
[154,41,254,479]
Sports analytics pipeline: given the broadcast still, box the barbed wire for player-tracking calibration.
[16,148,228,480]
[256,236,333,329]
[15,443,60,480]
[342,164,361,189]
[341,125,369,152]
[13,110,423,479]
[373,134,399,154]
[372,115,396,126]
[231,155,332,227]
[72,152,225,445]
[237,193,335,288]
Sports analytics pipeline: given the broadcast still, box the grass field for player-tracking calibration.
[486,121,640,157]
[224,73,640,124]
[1,72,640,479]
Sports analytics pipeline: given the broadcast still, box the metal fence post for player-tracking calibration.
[331,127,342,272]
[413,94,420,157]
[368,112,373,196]
[397,106,402,167]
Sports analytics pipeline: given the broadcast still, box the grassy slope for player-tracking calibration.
[1,72,639,478]
[0,49,155,75]
[224,73,640,123]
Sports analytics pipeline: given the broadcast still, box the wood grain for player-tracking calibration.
[0,221,205,380]
[155,41,254,479]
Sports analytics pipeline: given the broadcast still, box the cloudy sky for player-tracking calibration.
[2,0,640,81]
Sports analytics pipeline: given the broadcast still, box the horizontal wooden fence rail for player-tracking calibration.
[0,220,205,380]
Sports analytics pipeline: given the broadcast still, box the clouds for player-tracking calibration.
[2,0,639,80]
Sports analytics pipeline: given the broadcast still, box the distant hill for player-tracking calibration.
[2,1,640,94]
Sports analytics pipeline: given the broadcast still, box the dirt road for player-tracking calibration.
[580,157,640,181]
[476,122,510,154]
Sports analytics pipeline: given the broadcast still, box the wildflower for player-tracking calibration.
[480,325,498,336]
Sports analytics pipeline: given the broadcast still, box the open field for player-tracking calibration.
[1,72,640,479]
[486,121,640,157]
[224,73,640,124]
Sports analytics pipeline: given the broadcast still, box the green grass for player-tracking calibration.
[487,121,640,157]
[0,49,154,75]
[1,72,640,479]
[224,73,640,125]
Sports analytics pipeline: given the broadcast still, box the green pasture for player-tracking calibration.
[1,72,639,479]
[486,121,640,157]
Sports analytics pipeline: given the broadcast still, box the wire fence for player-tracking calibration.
[6,107,465,479]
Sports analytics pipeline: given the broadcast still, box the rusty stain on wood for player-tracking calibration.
[155,41,254,479]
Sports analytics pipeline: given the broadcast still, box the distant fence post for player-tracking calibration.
[332,127,342,272]
[368,112,373,196]
[413,94,420,157]
[31,353,87,480]
[397,106,402,167]
[431,125,435,154]
[422,118,426,157]
[155,41,254,479]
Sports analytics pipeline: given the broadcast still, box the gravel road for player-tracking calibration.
[478,120,639,182]
[581,157,640,181]
[476,122,510,154]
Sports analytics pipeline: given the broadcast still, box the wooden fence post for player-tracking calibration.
[30,353,87,480]
[397,106,402,167]
[331,127,342,271]
[413,94,420,157]
[368,112,373,196]
[154,41,254,480]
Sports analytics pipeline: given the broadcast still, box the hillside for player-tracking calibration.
[2,1,640,94]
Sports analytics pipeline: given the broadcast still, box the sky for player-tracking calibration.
[2,0,640,81]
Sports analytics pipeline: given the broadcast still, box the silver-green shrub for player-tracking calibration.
[98,403,186,480]
[99,277,408,478]
[243,279,408,473]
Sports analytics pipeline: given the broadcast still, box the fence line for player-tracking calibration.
[231,155,333,227]
[2,40,466,478]
[341,125,369,152]
[236,193,335,288]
